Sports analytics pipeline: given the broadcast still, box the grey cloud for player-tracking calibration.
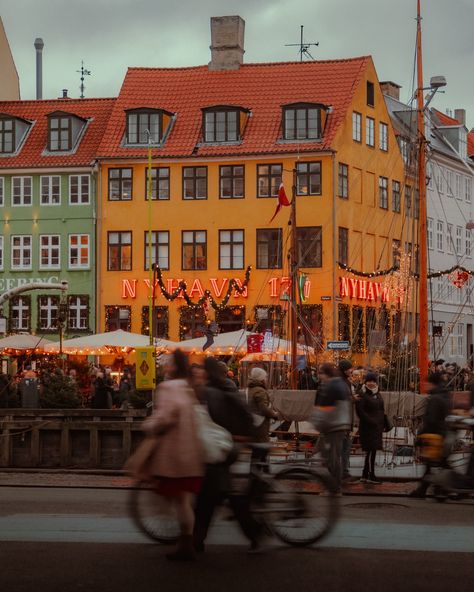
[2,0,473,127]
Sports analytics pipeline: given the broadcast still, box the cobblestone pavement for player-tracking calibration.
[0,471,418,495]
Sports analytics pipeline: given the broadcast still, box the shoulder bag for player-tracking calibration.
[194,404,234,464]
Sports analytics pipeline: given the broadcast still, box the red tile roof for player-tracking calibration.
[97,58,371,159]
[468,132,474,158]
[432,108,461,126]
[0,98,115,168]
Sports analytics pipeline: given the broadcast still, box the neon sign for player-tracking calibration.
[339,277,390,302]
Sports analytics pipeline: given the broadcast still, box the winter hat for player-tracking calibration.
[249,367,267,383]
[364,372,378,383]
[338,359,353,373]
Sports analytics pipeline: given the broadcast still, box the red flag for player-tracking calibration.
[269,183,290,223]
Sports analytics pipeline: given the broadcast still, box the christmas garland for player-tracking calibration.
[338,261,474,280]
[155,266,252,311]
[337,261,399,277]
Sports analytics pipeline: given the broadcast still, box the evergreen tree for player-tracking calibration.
[41,369,81,409]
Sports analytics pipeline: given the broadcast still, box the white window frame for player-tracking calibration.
[39,234,61,269]
[0,177,4,206]
[457,323,464,358]
[466,229,471,258]
[427,218,433,250]
[437,166,444,194]
[219,229,244,270]
[366,117,375,147]
[68,234,90,269]
[69,174,90,205]
[379,122,388,151]
[12,176,32,206]
[447,224,453,254]
[456,226,463,255]
[68,296,89,331]
[38,296,59,331]
[466,177,472,203]
[446,170,453,197]
[455,174,462,200]
[436,220,444,251]
[11,235,32,269]
[40,175,61,206]
[0,235,3,270]
[352,112,361,142]
[11,297,30,331]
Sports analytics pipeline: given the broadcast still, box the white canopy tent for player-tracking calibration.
[175,329,252,354]
[0,333,55,351]
[44,329,176,355]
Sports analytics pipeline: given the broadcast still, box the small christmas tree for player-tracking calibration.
[41,369,81,409]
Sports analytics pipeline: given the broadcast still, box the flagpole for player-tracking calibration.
[147,131,153,346]
[289,168,298,389]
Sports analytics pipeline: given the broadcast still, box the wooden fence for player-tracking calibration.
[0,409,148,470]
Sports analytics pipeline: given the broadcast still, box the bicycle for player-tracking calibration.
[128,443,340,547]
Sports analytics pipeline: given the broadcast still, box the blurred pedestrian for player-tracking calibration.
[313,363,351,492]
[355,372,385,484]
[338,359,356,482]
[193,356,261,553]
[246,367,279,442]
[144,350,204,561]
[409,372,451,498]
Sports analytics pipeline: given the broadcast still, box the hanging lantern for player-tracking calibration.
[448,269,469,288]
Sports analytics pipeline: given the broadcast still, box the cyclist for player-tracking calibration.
[193,357,264,553]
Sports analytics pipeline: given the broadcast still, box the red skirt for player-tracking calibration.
[151,476,202,497]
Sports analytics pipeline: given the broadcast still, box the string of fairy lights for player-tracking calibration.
[337,261,474,283]
[154,265,252,309]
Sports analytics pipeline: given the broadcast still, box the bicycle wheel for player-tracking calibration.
[262,467,339,547]
[128,481,180,544]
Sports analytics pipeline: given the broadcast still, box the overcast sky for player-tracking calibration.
[2,0,473,128]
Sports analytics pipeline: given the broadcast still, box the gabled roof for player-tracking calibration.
[0,98,115,168]
[97,57,371,159]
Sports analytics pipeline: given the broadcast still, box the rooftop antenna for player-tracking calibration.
[285,25,319,61]
[77,60,91,99]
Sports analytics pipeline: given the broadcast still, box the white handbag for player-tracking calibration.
[194,404,234,464]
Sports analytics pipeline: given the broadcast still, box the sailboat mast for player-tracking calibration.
[416,0,429,392]
[289,168,298,389]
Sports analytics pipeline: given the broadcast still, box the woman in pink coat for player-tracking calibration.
[144,350,204,561]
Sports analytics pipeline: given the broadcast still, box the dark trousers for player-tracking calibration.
[341,432,352,477]
[321,431,345,490]
[363,450,377,477]
[194,464,262,545]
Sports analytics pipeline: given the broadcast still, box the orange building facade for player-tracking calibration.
[95,22,408,361]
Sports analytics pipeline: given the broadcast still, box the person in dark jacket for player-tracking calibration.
[338,359,355,482]
[409,372,451,498]
[193,357,263,553]
[91,372,113,409]
[355,372,385,484]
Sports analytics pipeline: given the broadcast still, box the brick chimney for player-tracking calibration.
[380,81,401,101]
[209,16,245,71]
[454,109,466,126]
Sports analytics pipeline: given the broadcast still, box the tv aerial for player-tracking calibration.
[285,25,319,61]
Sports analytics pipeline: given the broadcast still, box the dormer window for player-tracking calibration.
[202,106,248,143]
[0,114,32,155]
[49,115,72,151]
[47,111,86,153]
[0,118,14,153]
[126,109,165,145]
[283,104,324,141]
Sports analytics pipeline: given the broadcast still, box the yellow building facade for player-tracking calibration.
[96,48,407,361]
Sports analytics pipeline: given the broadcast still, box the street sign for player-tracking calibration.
[320,296,332,301]
[327,340,350,350]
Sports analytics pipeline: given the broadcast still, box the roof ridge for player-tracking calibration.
[126,56,371,73]
[0,97,116,105]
